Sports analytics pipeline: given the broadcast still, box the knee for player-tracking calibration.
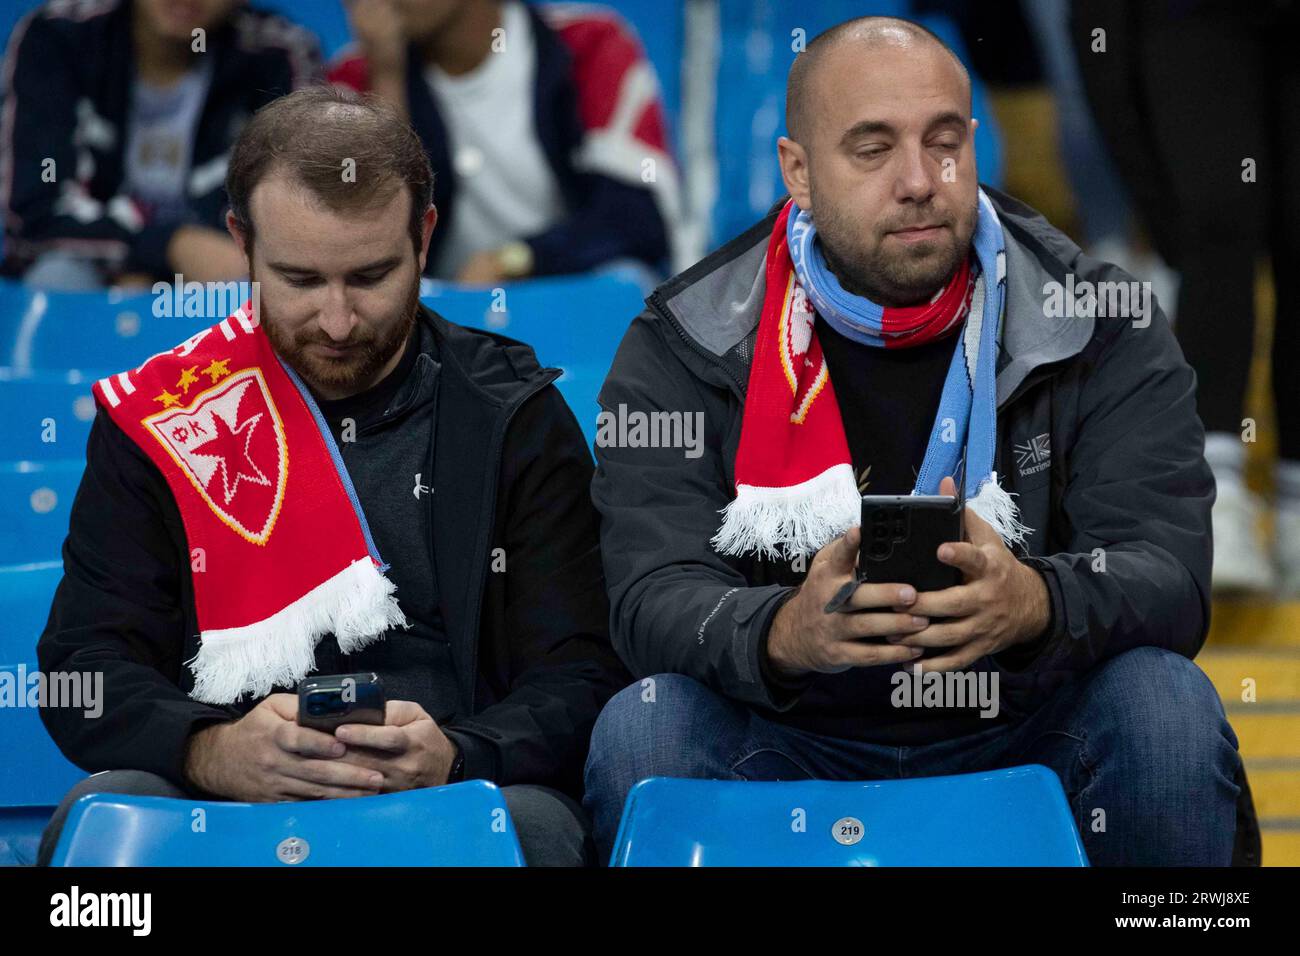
[61,769,184,807]
[502,785,593,867]
[1083,647,1236,775]
[585,674,741,792]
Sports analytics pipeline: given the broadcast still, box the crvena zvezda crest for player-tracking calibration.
[143,368,288,544]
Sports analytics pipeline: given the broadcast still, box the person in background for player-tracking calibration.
[1072,0,1300,597]
[329,0,675,283]
[1,0,321,289]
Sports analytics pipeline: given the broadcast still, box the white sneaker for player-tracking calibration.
[1212,480,1275,595]
[1274,508,1300,599]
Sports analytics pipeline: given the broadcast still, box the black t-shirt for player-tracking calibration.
[311,330,461,721]
[816,316,962,495]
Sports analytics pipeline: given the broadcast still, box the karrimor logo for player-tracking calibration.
[1014,433,1051,478]
[50,887,151,936]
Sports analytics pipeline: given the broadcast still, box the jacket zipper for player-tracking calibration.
[456,366,563,720]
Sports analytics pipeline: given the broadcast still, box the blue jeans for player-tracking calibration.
[583,647,1241,866]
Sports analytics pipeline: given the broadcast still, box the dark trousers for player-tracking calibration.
[1073,0,1300,455]
[38,771,594,867]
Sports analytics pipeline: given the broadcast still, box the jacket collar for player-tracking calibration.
[652,191,1095,408]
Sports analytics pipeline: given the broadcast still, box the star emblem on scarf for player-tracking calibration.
[186,383,271,506]
[175,365,200,394]
[201,358,231,384]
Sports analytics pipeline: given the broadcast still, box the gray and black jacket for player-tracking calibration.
[591,187,1215,741]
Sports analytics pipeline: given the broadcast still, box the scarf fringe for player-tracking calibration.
[188,557,409,704]
[713,463,860,561]
[968,471,1033,549]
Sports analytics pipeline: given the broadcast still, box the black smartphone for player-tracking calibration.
[297,673,386,733]
[859,494,964,592]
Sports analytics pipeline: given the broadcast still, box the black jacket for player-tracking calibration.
[592,188,1216,740]
[38,306,628,799]
[1,0,320,278]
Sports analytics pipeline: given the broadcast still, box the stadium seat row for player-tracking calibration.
[41,766,1087,867]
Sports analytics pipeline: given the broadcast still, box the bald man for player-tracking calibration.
[583,17,1251,866]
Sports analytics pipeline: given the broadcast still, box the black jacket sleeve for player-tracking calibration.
[444,384,629,795]
[37,407,236,786]
[591,315,801,710]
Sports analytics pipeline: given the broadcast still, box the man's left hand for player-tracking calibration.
[333,700,458,791]
[894,476,1050,671]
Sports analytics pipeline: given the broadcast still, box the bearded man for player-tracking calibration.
[36,87,626,867]
[583,17,1254,866]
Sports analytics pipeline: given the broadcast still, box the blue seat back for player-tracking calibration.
[0,663,84,803]
[0,371,98,463]
[610,766,1089,866]
[0,461,82,565]
[51,781,526,866]
[0,272,643,447]
[0,560,80,865]
[0,561,62,663]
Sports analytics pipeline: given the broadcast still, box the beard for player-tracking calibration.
[257,274,420,398]
[812,191,978,307]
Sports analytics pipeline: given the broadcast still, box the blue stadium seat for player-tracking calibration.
[0,460,82,566]
[0,660,85,867]
[51,781,527,866]
[609,766,1090,866]
[0,270,641,384]
[710,0,1004,245]
[0,559,77,866]
[0,665,84,806]
[0,370,97,463]
[0,561,61,664]
[420,268,643,377]
[0,284,210,377]
[0,806,57,867]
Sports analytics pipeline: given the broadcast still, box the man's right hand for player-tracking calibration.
[765,526,929,679]
[183,694,385,802]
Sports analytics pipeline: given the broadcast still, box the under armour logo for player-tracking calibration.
[413,473,431,499]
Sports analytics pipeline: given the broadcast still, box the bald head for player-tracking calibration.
[786,16,971,146]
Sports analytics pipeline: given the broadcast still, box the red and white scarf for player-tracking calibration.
[93,301,407,703]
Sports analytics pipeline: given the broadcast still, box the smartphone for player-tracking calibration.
[297,673,386,733]
[859,494,963,592]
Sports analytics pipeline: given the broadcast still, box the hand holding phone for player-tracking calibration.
[765,527,930,678]
[858,494,964,592]
[891,475,1052,671]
